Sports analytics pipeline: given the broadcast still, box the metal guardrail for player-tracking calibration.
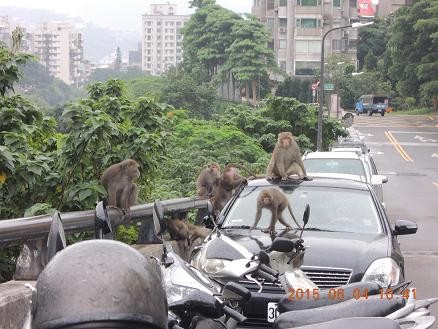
[0,197,209,248]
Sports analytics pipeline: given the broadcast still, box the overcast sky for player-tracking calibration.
[2,0,253,31]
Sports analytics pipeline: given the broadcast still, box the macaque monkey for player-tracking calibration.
[100,159,140,212]
[211,165,245,215]
[196,163,221,197]
[252,187,302,233]
[166,218,210,246]
[266,132,308,180]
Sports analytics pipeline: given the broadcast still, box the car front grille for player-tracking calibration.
[302,266,352,288]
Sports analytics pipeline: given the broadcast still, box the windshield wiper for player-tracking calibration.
[222,225,252,229]
[304,227,337,232]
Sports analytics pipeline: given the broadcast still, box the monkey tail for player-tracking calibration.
[288,204,302,229]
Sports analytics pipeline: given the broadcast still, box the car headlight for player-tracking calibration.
[361,258,400,287]
[201,258,231,275]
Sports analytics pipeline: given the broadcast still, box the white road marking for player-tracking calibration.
[390,131,438,135]
[414,135,438,143]
[432,153,438,158]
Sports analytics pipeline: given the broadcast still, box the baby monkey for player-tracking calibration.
[252,187,302,233]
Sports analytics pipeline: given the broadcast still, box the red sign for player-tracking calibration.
[357,0,376,17]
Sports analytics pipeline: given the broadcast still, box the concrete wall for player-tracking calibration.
[0,280,34,329]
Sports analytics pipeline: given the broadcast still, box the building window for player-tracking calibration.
[280,0,288,6]
[279,39,287,49]
[267,18,274,28]
[296,0,321,5]
[147,28,152,33]
[295,61,319,75]
[349,0,356,6]
[296,18,322,28]
[279,18,287,27]
[333,0,341,6]
[296,40,321,53]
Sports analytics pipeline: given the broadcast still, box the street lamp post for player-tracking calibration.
[316,21,374,151]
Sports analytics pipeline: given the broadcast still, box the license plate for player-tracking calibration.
[267,302,279,323]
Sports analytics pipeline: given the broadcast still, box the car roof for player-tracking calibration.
[245,177,370,191]
[303,151,361,159]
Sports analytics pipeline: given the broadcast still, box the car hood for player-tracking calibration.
[220,228,389,276]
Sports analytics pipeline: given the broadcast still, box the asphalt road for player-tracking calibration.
[352,113,438,326]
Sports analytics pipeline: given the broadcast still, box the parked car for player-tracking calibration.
[191,177,417,326]
[302,151,387,202]
[355,95,388,116]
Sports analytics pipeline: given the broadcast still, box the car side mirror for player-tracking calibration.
[394,220,418,235]
[371,175,387,185]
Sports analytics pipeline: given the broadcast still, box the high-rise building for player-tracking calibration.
[252,0,359,77]
[376,0,412,17]
[0,16,11,48]
[32,22,89,85]
[141,4,190,75]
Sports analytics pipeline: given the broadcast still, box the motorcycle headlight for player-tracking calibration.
[201,258,231,275]
[361,258,400,287]
[164,264,212,304]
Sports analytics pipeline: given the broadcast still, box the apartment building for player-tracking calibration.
[376,0,412,17]
[0,16,33,52]
[252,0,358,76]
[32,22,89,85]
[141,4,190,75]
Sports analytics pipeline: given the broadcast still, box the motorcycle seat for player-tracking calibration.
[285,317,401,329]
[278,282,381,312]
[274,295,405,329]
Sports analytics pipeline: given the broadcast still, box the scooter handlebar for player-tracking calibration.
[223,305,247,323]
[258,263,279,278]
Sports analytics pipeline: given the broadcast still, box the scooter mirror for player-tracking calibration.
[152,200,165,236]
[94,200,112,239]
[302,204,310,227]
[271,237,296,253]
[222,282,251,302]
[46,212,67,263]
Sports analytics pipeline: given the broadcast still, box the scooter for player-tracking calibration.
[151,200,250,329]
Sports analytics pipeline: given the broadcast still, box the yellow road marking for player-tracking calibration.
[384,131,414,162]
[428,116,433,120]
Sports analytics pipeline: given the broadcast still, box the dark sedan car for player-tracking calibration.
[192,177,418,326]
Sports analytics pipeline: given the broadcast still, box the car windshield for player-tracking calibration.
[222,185,382,234]
[304,158,367,178]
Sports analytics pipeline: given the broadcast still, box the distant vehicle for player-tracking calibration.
[355,95,388,116]
[302,151,387,202]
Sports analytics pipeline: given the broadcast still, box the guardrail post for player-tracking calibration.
[13,239,46,280]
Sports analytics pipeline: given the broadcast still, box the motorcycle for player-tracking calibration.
[151,200,250,329]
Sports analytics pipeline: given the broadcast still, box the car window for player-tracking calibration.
[223,186,382,234]
[303,158,367,177]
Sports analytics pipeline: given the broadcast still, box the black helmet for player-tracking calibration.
[31,240,167,329]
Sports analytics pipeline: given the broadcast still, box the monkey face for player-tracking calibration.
[128,164,140,179]
[278,132,293,148]
[281,138,291,148]
[262,195,272,206]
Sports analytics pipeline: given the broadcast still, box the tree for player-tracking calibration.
[357,18,389,70]
[364,50,378,71]
[182,3,240,79]
[224,16,276,105]
[386,0,438,107]
[276,77,313,103]
[114,46,122,72]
